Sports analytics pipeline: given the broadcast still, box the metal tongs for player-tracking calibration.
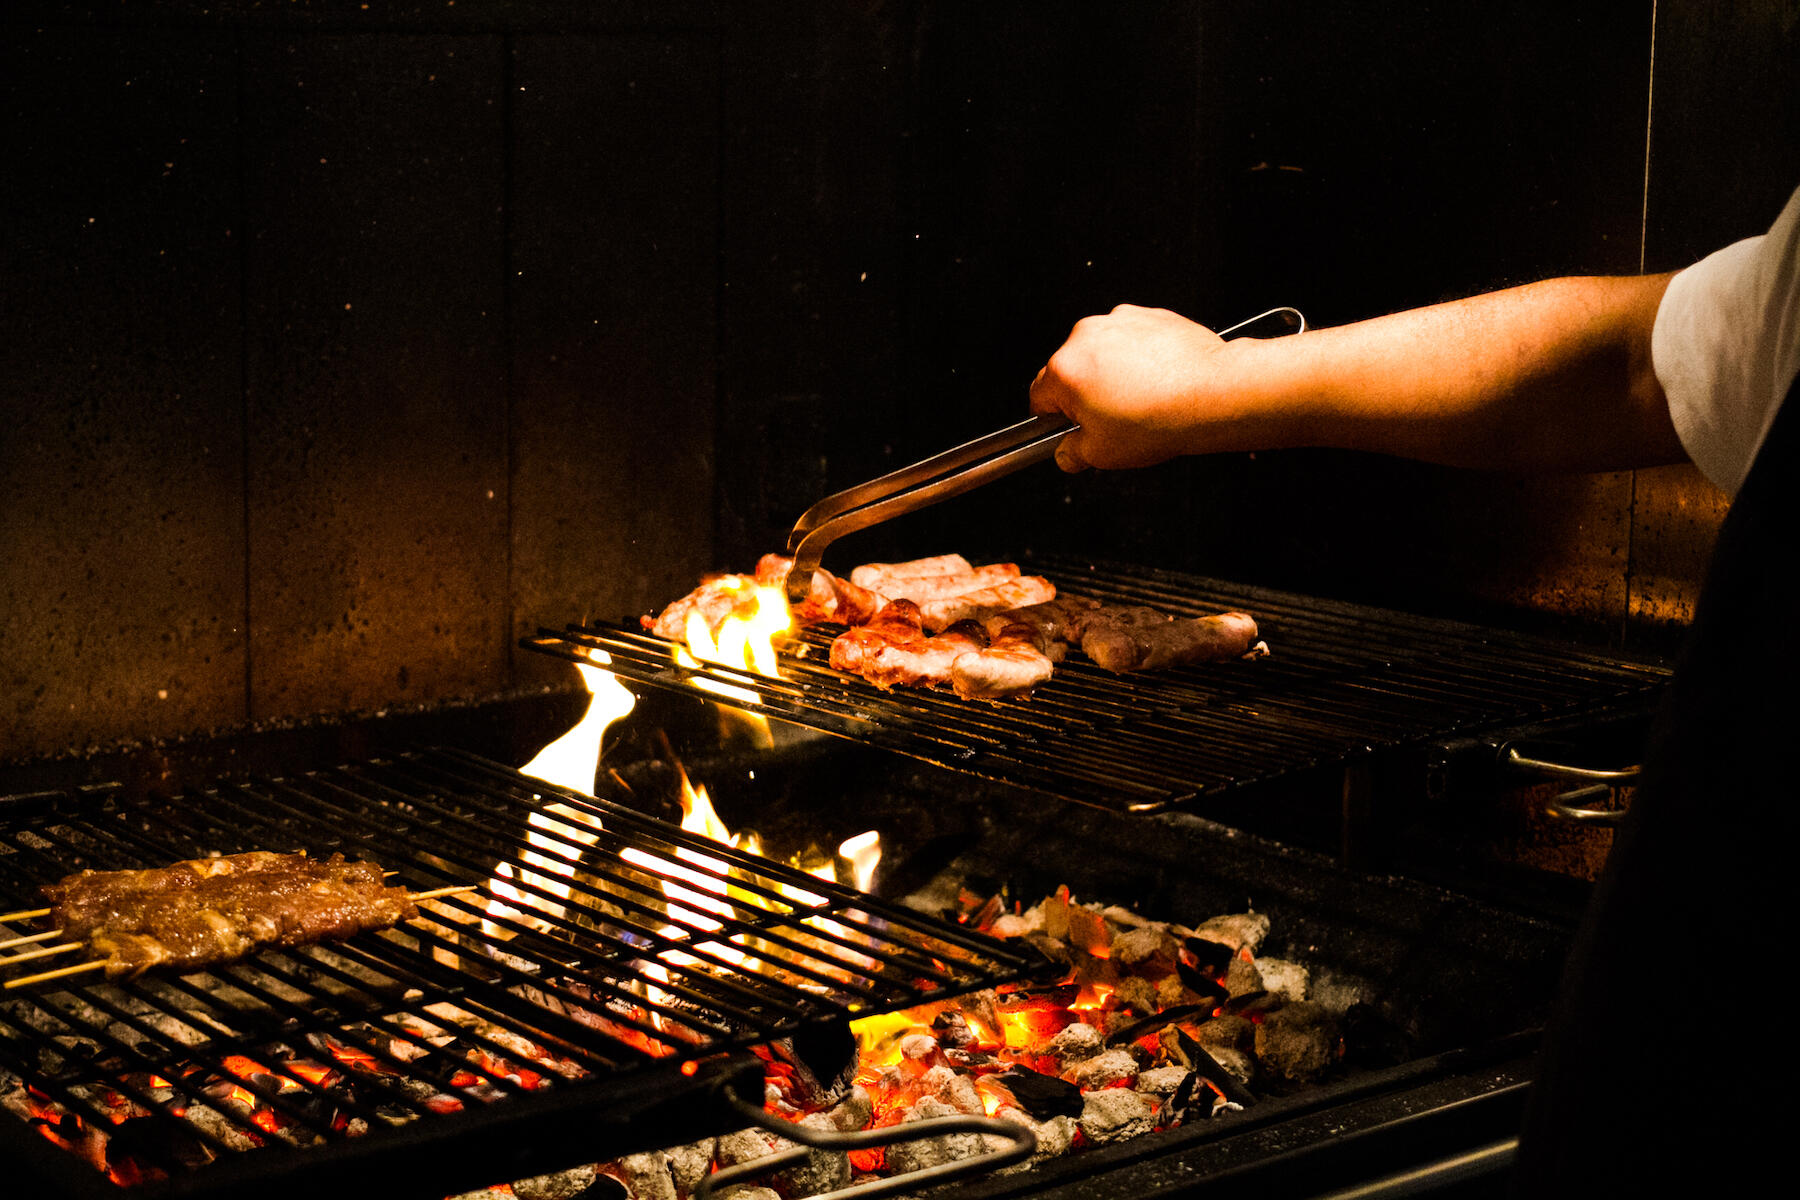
[784,305,1307,603]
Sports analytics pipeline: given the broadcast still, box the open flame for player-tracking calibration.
[483,655,635,937]
[673,580,793,718]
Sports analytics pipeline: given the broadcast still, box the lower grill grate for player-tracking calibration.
[0,748,1042,1197]
[524,555,1672,812]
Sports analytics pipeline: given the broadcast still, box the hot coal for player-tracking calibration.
[989,1066,1083,1120]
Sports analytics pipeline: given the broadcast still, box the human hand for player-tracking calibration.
[1028,304,1230,472]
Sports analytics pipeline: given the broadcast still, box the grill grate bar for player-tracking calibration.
[1,749,1042,1195]
[526,557,1670,812]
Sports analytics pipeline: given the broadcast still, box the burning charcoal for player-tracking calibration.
[944,1046,1002,1072]
[182,1103,261,1151]
[992,1107,1077,1167]
[1064,1048,1138,1090]
[1023,932,1074,972]
[1253,957,1310,1002]
[884,1096,989,1176]
[1224,955,1263,997]
[1191,912,1270,955]
[1038,892,1072,941]
[985,1066,1082,1121]
[1114,975,1158,1017]
[1205,1046,1255,1087]
[1253,1001,1340,1085]
[1078,1088,1154,1144]
[1194,1014,1255,1055]
[1111,925,1179,973]
[989,907,1042,938]
[1222,989,1283,1018]
[931,1010,976,1048]
[1133,1064,1190,1104]
[508,1166,601,1200]
[771,1112,852,1197]
[602,1150,678,1200]
[1155,975,1205,1010]
[762,1027,858,1111]
[1170,1030,1258,1109]
[822,1085,872,1133]
[711,1189,778,1200]
[1174,959,1229,1007]
[1044,1021,1103,1063]
[897,1033,942,1073]
[1063,906,1112,958]
[921,1065,984,1115]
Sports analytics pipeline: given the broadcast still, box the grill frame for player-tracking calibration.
[0,748,1046,1198]
[524,555,1672,813]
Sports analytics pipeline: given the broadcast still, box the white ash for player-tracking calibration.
[1206,1045,1256,1086]
[1191,912,1270,955]
[898,1033,941,1065]
[1254,1002,1339,1085]
[510,1164,598,1200]
[604,1151,680,1194]
[1134,1064,1191,1103]
[1193,1014,1256,1055]
[884,1095,989,1176]
[823,1085,872,1132]
[1064,1048,1138,1090]
[1110,925,1179,968]
[1224,955,1263,997]
[711,1188,779,1200]
[1305,966,1370,1014]
[1044,1021,1103,1063]
[1079,1088,1155,1144]
[1114,976,1158,1016]
[921,1065,984,1115]
[988,907,1043,938]
[995,1106,1076,1160]
[1254,957,1311,1003]
[667,1139,714,1194]
[183,1103,262,1152]
[768,1112,851,1197]
[715,1128,789,1172]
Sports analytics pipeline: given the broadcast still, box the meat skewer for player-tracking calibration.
[2,852,478,986]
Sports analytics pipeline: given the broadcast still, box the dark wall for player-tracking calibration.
[5,2,1797,760]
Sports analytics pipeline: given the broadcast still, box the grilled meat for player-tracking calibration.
[950,618,1057,699]
[44,852,418,978]
[1081,610,1261,673]
[919,576,1057,632]
[848,554,973,592]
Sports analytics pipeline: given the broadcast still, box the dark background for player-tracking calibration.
[4,1,1797,761]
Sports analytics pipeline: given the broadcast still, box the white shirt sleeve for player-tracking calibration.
[1652,185,1800,497]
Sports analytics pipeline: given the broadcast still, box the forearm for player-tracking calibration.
[1219,274,1685,471]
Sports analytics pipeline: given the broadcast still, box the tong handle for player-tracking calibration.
[784,305,1306,603]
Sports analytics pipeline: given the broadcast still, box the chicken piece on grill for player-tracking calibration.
[44,852,419,978]
[829,600,985,690]
[755,554,886,626]
[950,617,1057,700]
[919,576,1057,633]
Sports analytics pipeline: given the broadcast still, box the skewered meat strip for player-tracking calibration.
[44,852,419,978]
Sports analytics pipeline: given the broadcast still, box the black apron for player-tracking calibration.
[1516,372,1800,1190]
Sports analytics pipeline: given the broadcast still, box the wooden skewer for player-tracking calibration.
[0,941,82,967]
[0,928,64,950]
[4,959,108,990]
[0,907,52,924]
[1,885,480,990]
[411,885,481,903]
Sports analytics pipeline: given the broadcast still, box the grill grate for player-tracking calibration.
[0,748,1042,1197]
[524,555,1672,813]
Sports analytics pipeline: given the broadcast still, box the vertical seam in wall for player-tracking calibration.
[710,26,727,569]
[502,32,518,687]
[1625,0,1659,647]
[237,27,255,724]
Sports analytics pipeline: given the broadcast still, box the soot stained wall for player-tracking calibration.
[4,2,1796,761]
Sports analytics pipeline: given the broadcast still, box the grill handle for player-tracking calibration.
[695,1083,1036,1200]
[1503,746,1639,827]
